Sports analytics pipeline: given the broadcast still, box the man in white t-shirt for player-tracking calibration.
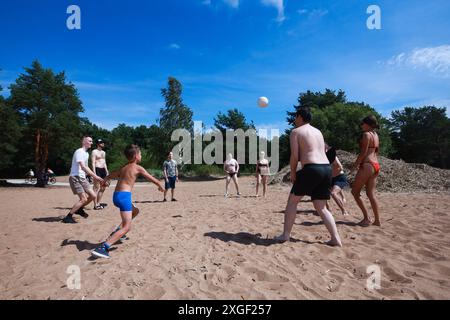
[62,136,104,224]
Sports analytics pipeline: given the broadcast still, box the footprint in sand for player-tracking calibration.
[383,266,413,284]
[243,266,290,283]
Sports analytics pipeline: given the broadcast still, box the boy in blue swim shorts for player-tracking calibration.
[91,144,164,259]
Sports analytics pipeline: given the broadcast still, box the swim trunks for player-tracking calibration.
[331,174,348,189]
[113,191,133,212]
[291,164,332,200]
[95,167,107,179]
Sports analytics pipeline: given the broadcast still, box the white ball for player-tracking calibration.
[257,96,269,108]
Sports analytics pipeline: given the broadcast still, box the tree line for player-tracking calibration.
[0,61,449,184]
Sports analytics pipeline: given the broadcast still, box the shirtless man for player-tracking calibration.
[275,108,342,247]
[91,139,109,210]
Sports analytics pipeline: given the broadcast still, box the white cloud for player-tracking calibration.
[169,43,181,50]
[261,0,285,22]
[223,0,239,8]
[297,8,328,18]
[388,45,450,77]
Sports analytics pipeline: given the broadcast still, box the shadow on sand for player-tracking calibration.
[299,220,360,227]
[274,209,318,215]
[134,200,165,204]
[204,231,318,246]
[61,239,119,252]
[32,216,64,223]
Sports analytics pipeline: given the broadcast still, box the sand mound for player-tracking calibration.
[270,150,450,193]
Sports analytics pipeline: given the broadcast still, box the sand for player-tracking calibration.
[0,177,449,300]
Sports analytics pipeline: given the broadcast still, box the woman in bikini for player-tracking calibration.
[351,115,381,227]
[255,151,270,198]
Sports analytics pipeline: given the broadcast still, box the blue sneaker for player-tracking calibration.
[91,244,110,259]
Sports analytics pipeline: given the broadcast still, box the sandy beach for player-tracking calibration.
[0,177,449,300]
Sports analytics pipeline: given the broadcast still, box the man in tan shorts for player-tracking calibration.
[91,139,109,210]
[63,136,104,224]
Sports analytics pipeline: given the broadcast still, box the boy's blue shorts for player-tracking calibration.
[113,191,133,212]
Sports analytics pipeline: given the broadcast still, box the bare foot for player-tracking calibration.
[358,219,371,227]
[372,220,381,227]
[326,239,343,247]
[274,234,289,243]
[342,211,350,216]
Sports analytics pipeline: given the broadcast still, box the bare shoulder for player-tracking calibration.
[290,127,301,137]
[136,165,147,174]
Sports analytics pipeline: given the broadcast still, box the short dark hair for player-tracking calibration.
[124,144,140,161]
[295,107,312,123]
[362,115,380,129]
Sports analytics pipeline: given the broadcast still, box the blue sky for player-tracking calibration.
[1,0,450,132]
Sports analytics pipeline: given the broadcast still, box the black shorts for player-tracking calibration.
[331,174,348,189]
[95,167,107,179]
[291,164,332,200]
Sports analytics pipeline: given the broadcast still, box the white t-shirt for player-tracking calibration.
[70,148,89,178]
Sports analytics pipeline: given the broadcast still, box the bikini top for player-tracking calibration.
[258,162,269,167]
[361,131,379,154]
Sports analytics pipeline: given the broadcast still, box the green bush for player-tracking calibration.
[184,164,223,177]
[146,168,164,179]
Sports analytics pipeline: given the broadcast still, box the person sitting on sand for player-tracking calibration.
[350,115,381,227]
[275,107,342,247]
[325,145,349,216]
[91,144,164,259]
[256,151,270,198]
[224,153,241,197]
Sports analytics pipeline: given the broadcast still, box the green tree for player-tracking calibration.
[157,77,194,163]
[9,60,83,186]
[213,108,257,171]
[286,89,347,126]
[389,106,450,168]
[214,108,256,132]
[0,85,23,175]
